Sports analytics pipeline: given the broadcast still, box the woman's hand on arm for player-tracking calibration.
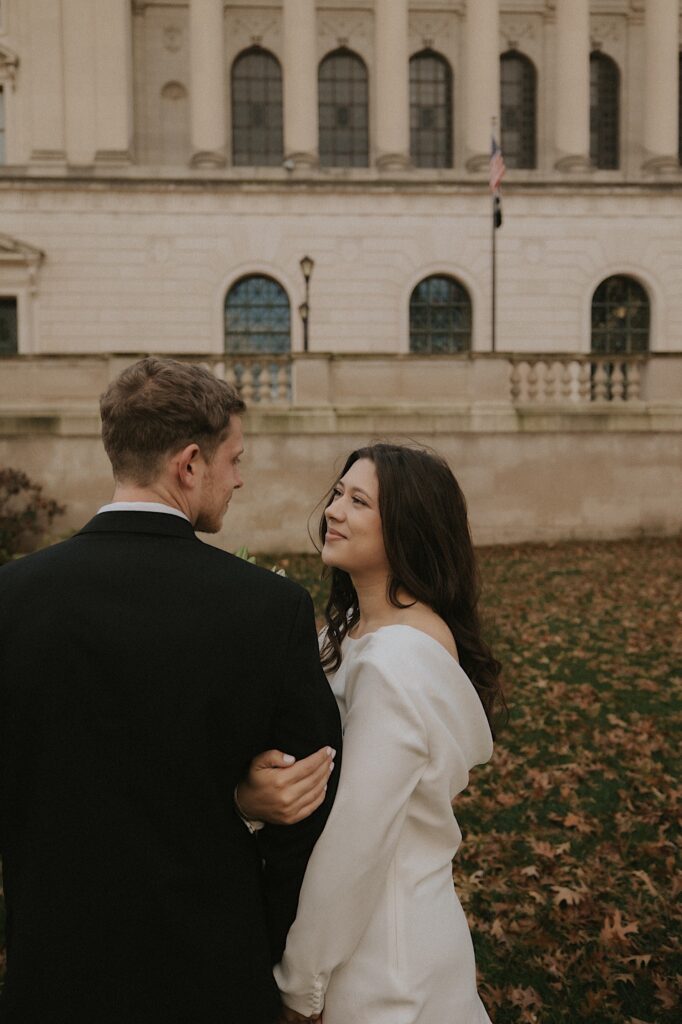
[236,746,336,825]
[278,1007,322,1023]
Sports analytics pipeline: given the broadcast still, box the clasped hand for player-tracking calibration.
[236,745,335,825]
[278,1007,322,1023]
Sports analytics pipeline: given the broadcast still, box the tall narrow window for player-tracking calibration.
[0,85,5,165]
[590,53,620,169]
[591,276,650,354]
[409,275,472,354]
[409,50,453,168]
[319,49,369,167]
[231,47,283,167]
[0,297,18,355]
[500,52,536,169]
[225,275,290,354]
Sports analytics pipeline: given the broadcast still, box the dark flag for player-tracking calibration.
[489,135,506,230]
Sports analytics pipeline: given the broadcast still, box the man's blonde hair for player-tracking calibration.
[100,357,246,485]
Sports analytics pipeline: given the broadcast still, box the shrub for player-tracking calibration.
[0,468,66,565]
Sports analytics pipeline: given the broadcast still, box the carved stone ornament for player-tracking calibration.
[0,44,19,89]
[0,235,45,295]
[500,17,537,52]
[590,16,625,49]
[231,13,280,49]
[163,25,183,53]
[409,14,453,54]
[319,13,370,51]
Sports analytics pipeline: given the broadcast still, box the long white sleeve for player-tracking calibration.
[274,643,429,1017]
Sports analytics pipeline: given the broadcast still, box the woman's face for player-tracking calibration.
[322,458,389,579]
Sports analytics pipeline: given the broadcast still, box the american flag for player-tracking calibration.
[489,135,506,193]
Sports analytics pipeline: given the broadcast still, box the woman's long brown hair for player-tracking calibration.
[319,444,505,736]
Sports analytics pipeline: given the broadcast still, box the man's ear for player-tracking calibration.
[174,443,202,489]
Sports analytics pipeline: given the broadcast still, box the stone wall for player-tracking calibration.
[2,180,681,358]
[1,353,680,552]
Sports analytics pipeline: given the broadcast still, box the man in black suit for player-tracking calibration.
[0,357,341,1023]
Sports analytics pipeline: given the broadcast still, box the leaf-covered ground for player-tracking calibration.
[1,538,680,1021]
[265,538,682,1023]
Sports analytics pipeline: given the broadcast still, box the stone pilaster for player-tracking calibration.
[464,0,500,171]
[282,0,318,168]
[62,0,97,166]
[375,0,410,170]
[554,0,591,172]
[189,0,227,167]
[642,0,679,173]
[94,0,133,165]
[27,0,65,162]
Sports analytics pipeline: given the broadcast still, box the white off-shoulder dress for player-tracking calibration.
[274,625,494,1024]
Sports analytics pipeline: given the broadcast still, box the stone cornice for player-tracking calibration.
[0,173,680,198]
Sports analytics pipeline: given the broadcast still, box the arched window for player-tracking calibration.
[231,47,283,167]
[409,50,453,168]
[224,275,290,354]
[409,275,472,354]
[500,52,536,169]
[590,53,619,169]
[591,276,650,354]
[318,48,369,167]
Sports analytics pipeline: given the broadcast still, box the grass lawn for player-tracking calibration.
[1,537,680,1022]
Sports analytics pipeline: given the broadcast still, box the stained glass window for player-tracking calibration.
[409,276,472,354]
[591,276,649,354]
[500,52,536,169]
[319,49,369,167]
[590,53,620,170]
[231,47,283,167]
[225,275,290,353]
[410,50,453,168]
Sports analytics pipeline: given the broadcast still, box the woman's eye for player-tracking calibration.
[331,488,342,498]
[352,496,367,506]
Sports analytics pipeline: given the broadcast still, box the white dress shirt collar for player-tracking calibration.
[97,501,190,523]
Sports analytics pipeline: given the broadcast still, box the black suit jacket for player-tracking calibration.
[0,512,342,1024]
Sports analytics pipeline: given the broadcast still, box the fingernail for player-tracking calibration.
[282,754,295,765]
[330,748,337,757]
[326,747,333,756]
[329,762,335,773]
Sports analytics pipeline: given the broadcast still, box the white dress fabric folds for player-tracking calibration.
[274,624,494,1024]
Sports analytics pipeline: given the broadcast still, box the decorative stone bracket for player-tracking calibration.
[0,234,45,295]
[0,43,19,90]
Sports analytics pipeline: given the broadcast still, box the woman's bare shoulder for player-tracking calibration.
[400,605,459,662]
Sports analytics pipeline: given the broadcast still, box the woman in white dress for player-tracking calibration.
[275,443,504,1024]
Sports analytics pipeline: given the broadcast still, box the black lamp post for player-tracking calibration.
[299,255,314,352]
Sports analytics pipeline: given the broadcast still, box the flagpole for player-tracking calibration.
[491,189,497,354]
[490,116,498,355]
[489,117,505,355]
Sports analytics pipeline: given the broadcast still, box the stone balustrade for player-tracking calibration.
[508,354,647,405]
[203,356,292,404]
[0,352,679,419]
[1,352,680,547]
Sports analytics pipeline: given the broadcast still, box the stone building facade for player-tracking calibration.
[0,0,680,549]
